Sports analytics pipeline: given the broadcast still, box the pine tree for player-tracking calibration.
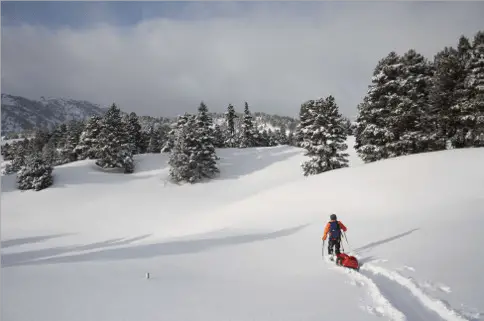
[287,131,296,146]
[278,125,289,145]
[161,123,175,153]
[301,96,349,176]
[95,103,134,173]
[168,113,197,183]
[48,124,67,149]
[75,115,102,159]
[213,124,225,148]
[41,139,57,166]
[126,112,143,154]
[224,104,238,147]
[450,35,475,147]
[58,120,84,164]
[429,46,465,149]
[147,125,162,153]
[195,102,219,179]
[259,129,270,147]
[295,101,312,147]
[239,102,257,148]
[355,52,403,163]
[1,143,12,161]
[16,153,54,191]
[387,49,434,156]
[30,129,51,155]
[462,31,484,146]
[4,139,29,174]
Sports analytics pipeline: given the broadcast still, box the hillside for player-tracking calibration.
[1,93,299,138]
[1,138,483,321]
[1,94,106,136]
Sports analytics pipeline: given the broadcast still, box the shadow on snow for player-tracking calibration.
[3,224,308,267]
[1,233,73,249]
[354,228,420,255]
[2,235,151,267]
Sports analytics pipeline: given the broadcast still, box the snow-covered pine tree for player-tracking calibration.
[4,139,30,174]
[126,112,143,155]
[342,117,353,136]
[429,46,465,149]
[447,35,474,148]
[147,125,162,153]
[168,113,197,183]
[45,124,67,154]
[95,103,134,173]
[239,102,257,148]
[161,123,175,153]
[74,115,102,160]
[194,101,219,179]
[355,51,403,163]
[301,96,349,176]
[295,101,312,147]
[287,131,296,146]
[213,124,225,148]
[30,129,51,155]
[1,142,12,161]
[16,153,54,191]
[224,104,238,147]
[387,49,434,156]
[41,138,57,166]
[461,31,484,147]
[58,120,84,164]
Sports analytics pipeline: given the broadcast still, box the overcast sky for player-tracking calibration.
[2,1,484,119]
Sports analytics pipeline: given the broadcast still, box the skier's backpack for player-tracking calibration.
[329,220,341,240]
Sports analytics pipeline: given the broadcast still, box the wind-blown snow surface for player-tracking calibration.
[2,137,484,321]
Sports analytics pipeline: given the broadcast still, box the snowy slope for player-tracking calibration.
[1,93,106,136]
[1,137,483,321]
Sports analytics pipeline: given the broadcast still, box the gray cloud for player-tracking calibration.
[2,2,484,119]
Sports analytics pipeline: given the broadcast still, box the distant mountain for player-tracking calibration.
[1,93,299,138]
[1,94,106,136]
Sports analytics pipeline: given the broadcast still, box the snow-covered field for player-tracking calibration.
[2,136,484,321]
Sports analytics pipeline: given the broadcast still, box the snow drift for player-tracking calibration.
[2,138,484,321]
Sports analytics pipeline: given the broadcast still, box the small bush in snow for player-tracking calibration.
[16,154,54,191]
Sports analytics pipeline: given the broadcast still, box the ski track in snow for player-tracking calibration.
[324,257,406,321]
[359,263,470,321]
[324,255,474,321]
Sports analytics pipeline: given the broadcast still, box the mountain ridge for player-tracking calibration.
[1,93,299,138]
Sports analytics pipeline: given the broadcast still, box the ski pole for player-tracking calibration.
[322,239,325,259]
[343,231,353,253]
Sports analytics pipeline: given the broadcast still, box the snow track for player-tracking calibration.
[360,264,469,321]
[324,257,406,321]
[325,256,472,321]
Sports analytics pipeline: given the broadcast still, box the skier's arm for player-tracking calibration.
[322,223,330,240]
[339,221,347,232]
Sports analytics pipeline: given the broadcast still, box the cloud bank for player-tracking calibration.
[2,2,484,118]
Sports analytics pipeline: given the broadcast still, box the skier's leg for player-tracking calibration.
[327,239,333,255]
[335,239,341,255]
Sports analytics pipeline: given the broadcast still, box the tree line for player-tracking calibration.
[1,101,300,190]
[291,29,484,177]
[3,29,481,190]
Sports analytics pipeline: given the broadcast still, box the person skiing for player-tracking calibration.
[322,213,347,257]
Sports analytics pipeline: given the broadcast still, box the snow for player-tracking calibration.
[1,94,18,106]
[2,137,484,321]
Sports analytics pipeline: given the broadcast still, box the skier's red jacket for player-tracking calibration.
[322,220,347,241]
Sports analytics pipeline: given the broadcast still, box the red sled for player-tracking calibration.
[336,253,360,271]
